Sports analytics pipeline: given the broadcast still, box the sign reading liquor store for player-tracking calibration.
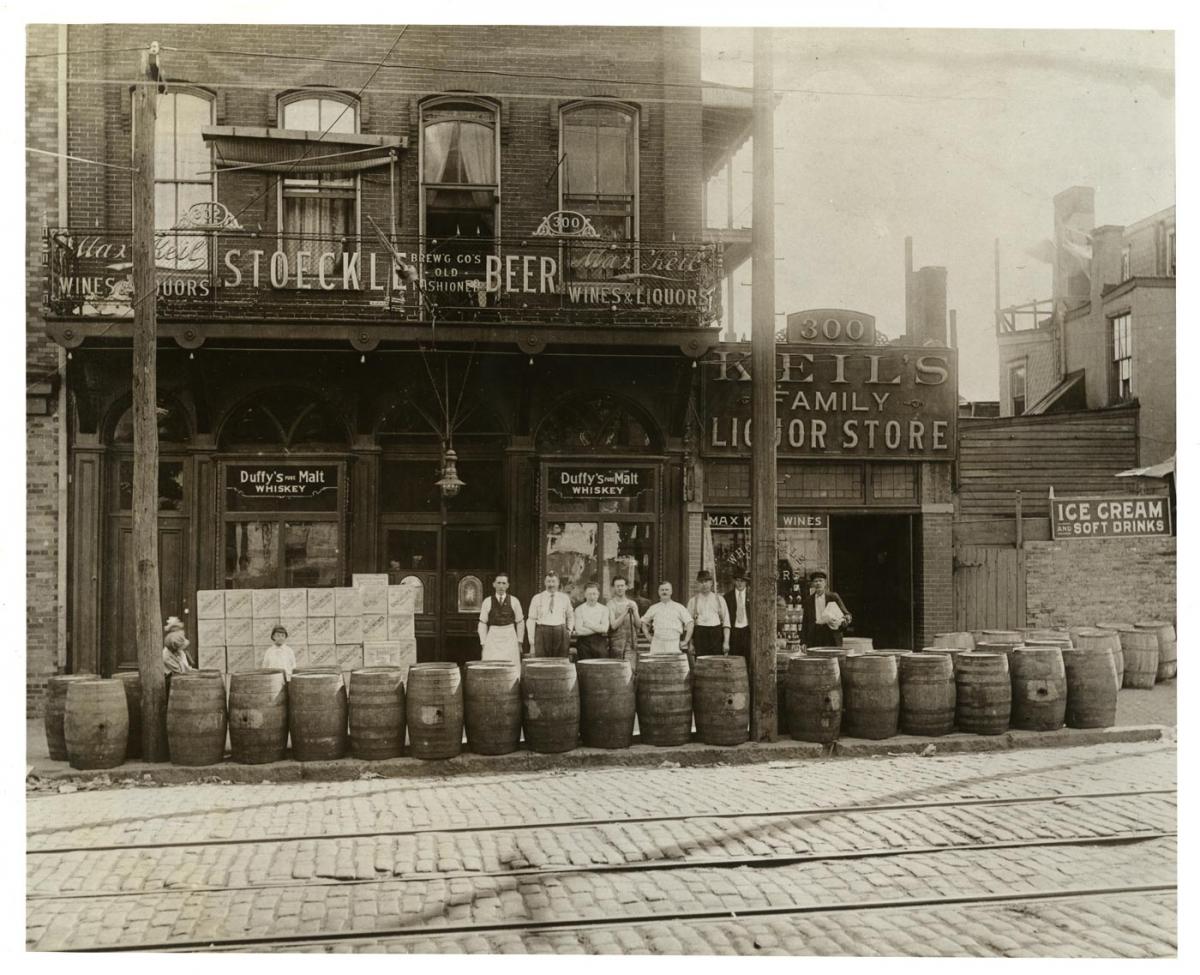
[548,467,649,500]
[703,344,957,460]
[1050,494,1172,539]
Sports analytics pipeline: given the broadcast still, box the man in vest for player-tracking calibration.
[477,572,525,664]
[724,568,751,658]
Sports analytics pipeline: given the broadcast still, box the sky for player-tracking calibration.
[701,27,1175,401]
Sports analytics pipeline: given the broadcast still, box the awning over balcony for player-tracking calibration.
[201,125,407,174]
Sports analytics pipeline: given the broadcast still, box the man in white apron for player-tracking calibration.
[477,573,525,664]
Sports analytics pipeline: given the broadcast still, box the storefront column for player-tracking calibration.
[191,437,217,592]
[68,438,104,674]
[919,504,955,646]
[505,438,536,598]
[349,437,380,576]
[663,441,687,589]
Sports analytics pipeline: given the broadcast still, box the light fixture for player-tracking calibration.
[435,447,465,498]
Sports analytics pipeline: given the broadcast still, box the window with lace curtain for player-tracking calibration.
[154,89,214,271]
[278,94,360,279]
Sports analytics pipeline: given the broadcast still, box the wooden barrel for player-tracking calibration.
[841,637,874,652]
[349,668,405,760]
[976,641,1024,668]
[1009,648,1067,731]
[1025,628,1071,642]
[521,660,579,754]
[114,671,143,760]
[44,673,96,761]
[1067,625,1092,646]
[693,655,750,746]
[405,663,463,760]
[229,669,289,764]
[1095,621,1134,634]
[775,650,792,735]
[955,653,1011,735]
[636,653,692,746]
[898,653,955,736]
[982,629,1023,643]
[1135,620,1177,681]
[64,679,129,770]
[1073,628,1124,690]
[290,671,348,761]
[932,632,975,650]
[786,655,842,743]
[841,654,899,740]
[869,648,913,657]
[464,661,521,755]
[578,659,635,749]
[1062,647,1117,728]
[166,671,228,766]
[920,646,970,675]
[1119,630,1159,689]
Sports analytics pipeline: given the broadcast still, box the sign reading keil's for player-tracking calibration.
[548,467,650,500]
[703,343,958,460]
[1050,494,1172,539]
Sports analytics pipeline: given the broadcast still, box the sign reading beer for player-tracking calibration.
[1050,494,1172,539]
[548,467,649,500]
[703,344,957,460]
[225,464,339,510]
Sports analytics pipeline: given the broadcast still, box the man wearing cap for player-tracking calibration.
[801,571,852,648]
[161,617,193,675]
[724,569,752,658]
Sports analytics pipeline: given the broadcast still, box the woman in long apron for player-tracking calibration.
[477,573,525,665]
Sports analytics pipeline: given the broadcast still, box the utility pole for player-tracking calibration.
[749,28,777,740]
[132,43,167,761]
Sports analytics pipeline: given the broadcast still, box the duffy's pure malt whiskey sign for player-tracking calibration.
[225,464,339,509]
[703,344,958,460]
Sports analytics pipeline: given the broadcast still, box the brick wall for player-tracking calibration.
[918,511,954,646]
[27,25,64,716]
[1025,537,1176,627]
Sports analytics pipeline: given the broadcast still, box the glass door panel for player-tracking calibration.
[386,528,439,573]
[284,522,339,587]
[546,521,599,604]
[225,521,280,589]
[603,522,654,606]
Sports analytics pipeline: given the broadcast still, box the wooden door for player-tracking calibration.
[953,544,1026,631]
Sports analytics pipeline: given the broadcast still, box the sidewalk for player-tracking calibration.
[26,679,1174,786]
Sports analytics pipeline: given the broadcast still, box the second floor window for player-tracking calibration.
[154,90,214,271]
[1009,362,1027,416]
[279,95,360,278]
[1112,313,1133,402]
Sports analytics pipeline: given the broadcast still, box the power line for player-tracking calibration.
[26,45,144,59]
[27,146,138,172]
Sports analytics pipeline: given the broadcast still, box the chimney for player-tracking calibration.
[904,236,915,341]
[1052,186,1095,303]
[915,265,948,346]
[1090,225,1125,308]
[949,309,958,349]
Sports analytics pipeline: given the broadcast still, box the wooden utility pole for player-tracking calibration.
[749,28,778,740]
[132,43,167,761]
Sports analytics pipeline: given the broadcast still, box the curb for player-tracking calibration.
[26,724,1167,788]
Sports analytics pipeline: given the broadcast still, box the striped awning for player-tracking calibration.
[202,125,406,175]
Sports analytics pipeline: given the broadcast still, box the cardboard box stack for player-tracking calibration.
[194,575,420,685]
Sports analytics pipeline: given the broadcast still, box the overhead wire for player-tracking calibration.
[26,147,138,172]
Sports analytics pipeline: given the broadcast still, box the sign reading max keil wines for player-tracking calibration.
[1050,494,1172,539]
[548,467,650,500]
[702,344,958,460]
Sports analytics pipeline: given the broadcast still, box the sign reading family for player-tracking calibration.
[702,344,958,460]
[548,467,649,500]
[1050,494,1172,539]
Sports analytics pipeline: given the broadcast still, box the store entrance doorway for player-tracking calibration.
[830,514,915,650]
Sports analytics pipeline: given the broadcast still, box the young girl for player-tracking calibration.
[161,617,193,676]
[262,624,298,680]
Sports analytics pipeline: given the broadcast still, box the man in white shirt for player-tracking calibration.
[527,571,575,657]
[641,582,694,657]
[724,569,751,658]
[687,569,730,656]
[573,581,610,660]
[801,570,852,648]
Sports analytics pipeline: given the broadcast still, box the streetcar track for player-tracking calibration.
[26,786,1177,857]
[61,882,1179,953]
[25,829,1176,901]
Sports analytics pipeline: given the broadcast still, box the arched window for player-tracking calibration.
[560,102,637,242]
[220,387,349,450]
[108,396,191,513]
[277,92,360,277]
[155,88,214,271]
[536,391,659,454]
[420,96,499,275]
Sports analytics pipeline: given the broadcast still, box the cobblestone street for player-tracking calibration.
[26,739,1177,954]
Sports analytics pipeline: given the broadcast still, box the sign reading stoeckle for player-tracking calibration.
[1050,494,1172,539]
[703,344,957,460]
[548,467,649,499]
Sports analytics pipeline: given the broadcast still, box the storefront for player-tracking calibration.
[697,312,957,649]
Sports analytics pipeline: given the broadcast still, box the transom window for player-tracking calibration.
[278,94,360,278]
[1009,362,1027,416]
[1111,313,1133,402]
[154,89,214,271]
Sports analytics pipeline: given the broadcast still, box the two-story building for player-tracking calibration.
[27,24,755,700]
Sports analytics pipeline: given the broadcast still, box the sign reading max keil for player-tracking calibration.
[1050,494,1172,539]
[548,467,649,500]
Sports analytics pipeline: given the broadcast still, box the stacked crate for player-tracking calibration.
[195,577,420,687]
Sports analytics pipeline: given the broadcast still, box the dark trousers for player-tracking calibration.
[534,624,570,657]
[808,624,843,647]
[729,625,751,658]
[693,624,725,656]
[575,633,609,660]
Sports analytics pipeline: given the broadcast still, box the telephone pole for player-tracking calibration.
[132,43,167,761]
[749,28,778,740]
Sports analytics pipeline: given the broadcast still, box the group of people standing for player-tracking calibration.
[477,569,758,667]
